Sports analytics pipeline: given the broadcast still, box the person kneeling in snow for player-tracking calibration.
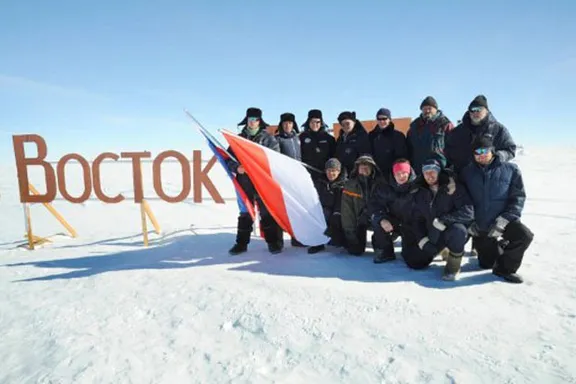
[340,155,385,256]
[460,136,534,284]
[308,158,348,254]
[410,158,474,280]
[369,158,418,263]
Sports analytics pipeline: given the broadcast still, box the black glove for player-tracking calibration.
[418,237,439,255]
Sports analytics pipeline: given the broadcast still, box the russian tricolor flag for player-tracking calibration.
[221,130,329,246]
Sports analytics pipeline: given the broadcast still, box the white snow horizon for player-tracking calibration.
[1,145,575,383]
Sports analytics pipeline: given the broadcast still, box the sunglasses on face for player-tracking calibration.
[474,148,491,155]
[469,107,483,113]
[377,117,390,121]
[247,117,259,122]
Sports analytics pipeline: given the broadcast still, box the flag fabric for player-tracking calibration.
[221,130,330,246]
[198,128,256,220]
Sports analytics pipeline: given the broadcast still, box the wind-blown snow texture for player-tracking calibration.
[1,148,575,384]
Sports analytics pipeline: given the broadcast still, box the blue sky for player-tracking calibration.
[1,0,575,163]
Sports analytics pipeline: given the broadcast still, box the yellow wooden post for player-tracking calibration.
[140,202,149,246]
[142,199,161,235]
[28,184,78,238]
[23,203,34,250]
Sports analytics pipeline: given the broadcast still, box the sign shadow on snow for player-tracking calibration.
[5,233,499,288]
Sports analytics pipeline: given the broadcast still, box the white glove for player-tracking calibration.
[488,216,509,238]
[418,237,430,250]
[432,218,446,231]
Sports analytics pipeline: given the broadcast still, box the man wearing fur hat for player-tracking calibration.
[335,111,372,176]
[369,107,408,180]
[308,157,348,254]
[446,95,517,173]
[406,96,454,174]
[409,158,474,280]
[460,135,534,283]
[340,155,385,256]
[277,112,305,247]
[228,107,284,255]
[299,109,336,181]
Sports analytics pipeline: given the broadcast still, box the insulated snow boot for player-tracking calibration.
[291,238,305,247]
[229,243,248,255]
[373,250,396,264]
[442,251,463,281]
[307,245,325,254]
[493,269,524,284]
[268,242,283,254]
[440,247,450,261]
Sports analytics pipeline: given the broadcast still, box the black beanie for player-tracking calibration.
[338,111,356,123]
[420,96,438,110]
[469,95,489,110]
[472,135,494,150]
[308,109,323,121]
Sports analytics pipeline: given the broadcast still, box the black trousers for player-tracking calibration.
[474,221,534,274]
[235,195,283,247]
[401,223,468,270]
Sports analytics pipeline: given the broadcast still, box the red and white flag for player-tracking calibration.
[221,130,329,246]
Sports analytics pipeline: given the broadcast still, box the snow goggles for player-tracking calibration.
[247,117,259,122]
[474,147,491,155]
[469,107,483,113]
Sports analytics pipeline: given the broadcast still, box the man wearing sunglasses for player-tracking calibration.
[228,107,284,255]
[445,94,516,173]
[460,136,534,283]
[369,107,408,181]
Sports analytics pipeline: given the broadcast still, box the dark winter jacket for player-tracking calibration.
[445,111,516,173]
[370,168,418,230]
[299,122,336,178]
[277,128,301,161]
[226,126,280,196]
[460,156,526,232]
[406,111,453,174]
[368,122,409,180]
[313,170,348,221]
[341,158,385,246]
[335,121,372,175]
[411,171,475,242]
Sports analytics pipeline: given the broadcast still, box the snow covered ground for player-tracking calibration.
[1,147,575,383]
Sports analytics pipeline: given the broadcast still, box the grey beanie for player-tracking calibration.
[325,158,342,170]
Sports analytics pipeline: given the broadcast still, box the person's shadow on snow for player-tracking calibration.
[4,232,499,288]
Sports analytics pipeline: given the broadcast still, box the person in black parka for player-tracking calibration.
[445,95,517,174]
[299,109,336,180]
[406,96,454,174]
[227,107,284,255]
[460,135,534,284]
[369,158,419,264]
[308,157,348,254]
[369,107,408,181]
[335,111,372,175]
[410,158,475,279]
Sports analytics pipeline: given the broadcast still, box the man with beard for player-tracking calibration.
[299,109,336,181]
[369,158,418,264]
[335,111,372,175]
[460,136,534,284]
[308,158,348,254]
[340,155,384,256]
[369,107,408,180]
[406,96,454,174]
[445,95,516,173]
[227,107,284,255]
[410,158,474,280]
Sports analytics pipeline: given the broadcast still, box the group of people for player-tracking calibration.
[225,95,534,284]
